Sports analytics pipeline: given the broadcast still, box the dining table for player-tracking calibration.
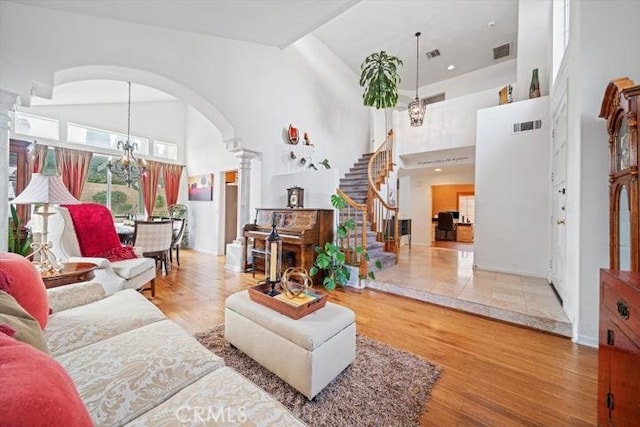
[115,223,135,245]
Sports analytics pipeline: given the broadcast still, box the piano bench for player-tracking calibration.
[249,249,296,278]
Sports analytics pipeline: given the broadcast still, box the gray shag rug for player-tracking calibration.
[195,325,442,427]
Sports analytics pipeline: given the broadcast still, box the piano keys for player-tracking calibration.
[242,208,334,279]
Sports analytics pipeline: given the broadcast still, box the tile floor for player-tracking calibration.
[369,245,572,337]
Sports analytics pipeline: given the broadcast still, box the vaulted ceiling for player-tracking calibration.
[13,0,518,96]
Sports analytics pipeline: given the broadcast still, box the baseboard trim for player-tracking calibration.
[575,334,598,348]
[472,264,546,279]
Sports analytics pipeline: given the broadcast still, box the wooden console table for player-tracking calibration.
[41,262,97,289]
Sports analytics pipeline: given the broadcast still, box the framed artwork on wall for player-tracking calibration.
[188,174,214,201]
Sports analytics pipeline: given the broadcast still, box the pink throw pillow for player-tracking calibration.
[0,253,49,329]
[0,331,93,426]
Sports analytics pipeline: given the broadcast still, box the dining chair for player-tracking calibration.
[168,218,187,266]
[168,203,189,265]
[133,220,174,275]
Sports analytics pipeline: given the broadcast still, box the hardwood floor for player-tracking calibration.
[150,249,598,426]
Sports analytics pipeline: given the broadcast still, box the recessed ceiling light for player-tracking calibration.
[447,64,455,71]
[488,21,496,28]
[435,168,442,172]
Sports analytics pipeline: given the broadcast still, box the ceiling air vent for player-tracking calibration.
[493,42,512,60]
[512,119,543,134]
[426,49,440,59]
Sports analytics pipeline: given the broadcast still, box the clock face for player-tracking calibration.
[617,119,630,171]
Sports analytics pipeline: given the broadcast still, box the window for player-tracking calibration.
[153,140,178,160]
[13,112,59,140]
[79,154,143,216]
[458,193,475,223]
[552,0,570,82]
[152,176,168,217]
[67,123,149,155]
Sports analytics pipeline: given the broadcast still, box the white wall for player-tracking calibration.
[475,96,551,277]
[15,100,187,163]
[554,0,640,346]
[184,106,241,255]
[398,59,517,102]
[516,0,552,101]
[269,169,339,209]
[0,1,370,254]
[398,167,475,246]
[394,87,499,156]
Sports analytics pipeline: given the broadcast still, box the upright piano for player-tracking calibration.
[242,208,334,276]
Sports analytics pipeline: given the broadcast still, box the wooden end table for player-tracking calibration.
[41,262,98,289]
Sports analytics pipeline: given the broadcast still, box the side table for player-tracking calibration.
[41,262,98,289]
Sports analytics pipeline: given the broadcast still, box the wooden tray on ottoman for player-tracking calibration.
[248,283,328,319]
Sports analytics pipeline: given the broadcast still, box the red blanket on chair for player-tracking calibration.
[63,203,137,262]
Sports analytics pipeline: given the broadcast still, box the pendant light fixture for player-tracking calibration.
[408,32,426,127]
[107,82,147,187]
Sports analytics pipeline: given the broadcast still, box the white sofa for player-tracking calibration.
[46,206,156,295]
[46,281,305,426]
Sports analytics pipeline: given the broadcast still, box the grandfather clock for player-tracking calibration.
[600,77,640,271]
[598,78,640,426]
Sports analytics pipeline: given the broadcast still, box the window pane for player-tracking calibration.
[458,195,475,223]
[153,140,178,160]
[80,154,143,216]
[68,123,149,155]
[152,176,168,217]
[14,112,59,140]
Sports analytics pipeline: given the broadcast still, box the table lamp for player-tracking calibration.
[10,173,79,275]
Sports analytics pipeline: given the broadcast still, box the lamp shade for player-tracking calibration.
[10,174,79,205]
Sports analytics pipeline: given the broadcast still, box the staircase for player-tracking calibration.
[339,153,397,272]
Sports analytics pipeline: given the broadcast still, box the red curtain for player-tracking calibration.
[55,147,92,199]
[163,163,184,208]
[32,144,48,173]
[141,160,162,218]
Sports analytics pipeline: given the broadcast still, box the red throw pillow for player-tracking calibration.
[0,332,93,426]
[64,203,137,262]
[0,253,49,329]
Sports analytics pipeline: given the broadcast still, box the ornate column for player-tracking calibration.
[224,141,260,272]
[0,90,19,252]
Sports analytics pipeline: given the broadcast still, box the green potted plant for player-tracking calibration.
[359,51,403,109]
[310,194,381,291]
[8,205,32,256]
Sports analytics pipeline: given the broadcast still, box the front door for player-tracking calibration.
[551,88,568,303]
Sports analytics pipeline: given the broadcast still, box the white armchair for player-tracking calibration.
[46,206,156,296]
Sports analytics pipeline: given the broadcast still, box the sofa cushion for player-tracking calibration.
[0,253,49,329]
[46,289,165,356]
[57,320,225,426]
[0,332,93,427]
[111,257,156,279]
[0,290,49,353]
[47,280,106,314]
[126,367,305,427]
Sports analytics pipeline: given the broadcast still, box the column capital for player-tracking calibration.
[224,137,243,152]
[234,149,261,162]
[0,90,19,130]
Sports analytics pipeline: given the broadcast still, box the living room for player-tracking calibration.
[0,0,638,425]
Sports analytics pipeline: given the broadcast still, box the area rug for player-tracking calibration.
[195,325,442,427]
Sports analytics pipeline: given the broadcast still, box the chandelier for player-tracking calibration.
[408,32,426,127]
[107,82,147,187]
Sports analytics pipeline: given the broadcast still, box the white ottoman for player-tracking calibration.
[224,290,356,400]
